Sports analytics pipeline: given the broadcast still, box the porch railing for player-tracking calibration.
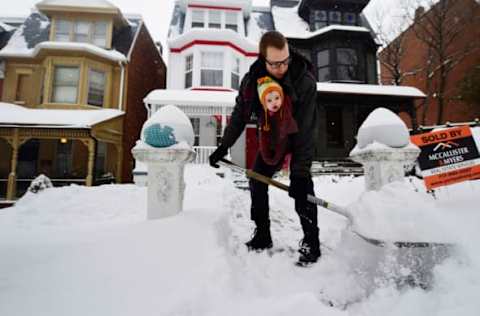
[193,146,218,164]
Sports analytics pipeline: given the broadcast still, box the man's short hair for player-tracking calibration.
[259,31,288,58]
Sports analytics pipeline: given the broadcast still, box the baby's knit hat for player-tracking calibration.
[257,76,284,131]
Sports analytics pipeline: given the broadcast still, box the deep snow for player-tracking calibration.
[0,165,479,316]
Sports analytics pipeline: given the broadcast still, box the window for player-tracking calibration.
[329,11,342,25]
[343,12,357,26]
[225,11,238,32]
[54,19,108,47]
[190,118,200,146]
[185,54,193,88]
[88,69,106,106]
[95,142,107,177]
[52,66,80,104]
[74,21,90,43]
[231,57,240,90]
[93,21,107,47]
[192,10,204,28]
[316,49,330,82]
[311,10,327,30]
[15,74,29,103]
[336,48,358,81]
[55,140,73,177]
[208,10,221,28]
[201,52,224,86]
[55,20,71,41]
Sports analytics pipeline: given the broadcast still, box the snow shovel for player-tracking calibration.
[218,158,450,249]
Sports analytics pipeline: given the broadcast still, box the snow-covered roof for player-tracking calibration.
[168,28,257,55]
[0,41,127,62]
[246,8,274,42]
[177,0,253,18]
[0,102,124,128]
[0,21,15,32]
[36,0,121,15]
[144,89,237,107]
[272,4,372,39]
[0,12,141,62]
[317,82,426,98]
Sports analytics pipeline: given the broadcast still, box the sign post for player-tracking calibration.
[411,126,480,190]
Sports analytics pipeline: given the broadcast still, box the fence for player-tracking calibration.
[193,146,217,164]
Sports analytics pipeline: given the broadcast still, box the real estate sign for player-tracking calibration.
[411,126,480,190]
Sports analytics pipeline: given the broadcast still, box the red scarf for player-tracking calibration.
[258,95,298,165]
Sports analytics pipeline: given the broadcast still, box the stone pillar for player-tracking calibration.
[132,146,196,219]
[86,139,96,186]
[350,145,420,191]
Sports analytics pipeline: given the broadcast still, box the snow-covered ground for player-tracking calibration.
[0,165,479,316]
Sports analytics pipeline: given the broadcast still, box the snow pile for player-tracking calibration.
[141,104,194,148]
[0,166,479,315]
[349,181,450,243]
[356,107,410,149]
[27,174,53,194]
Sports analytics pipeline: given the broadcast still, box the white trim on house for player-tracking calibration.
[317,82,426,98]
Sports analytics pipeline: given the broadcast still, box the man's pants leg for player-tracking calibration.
[294,177,320,254]
[249,154,282,229]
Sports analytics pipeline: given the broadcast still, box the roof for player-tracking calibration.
[317,82,426,98]
[144,89,237,107]
[36,0,121,15]
[246,7,274,42]
[0,102,124,128]
[0,12,142,62]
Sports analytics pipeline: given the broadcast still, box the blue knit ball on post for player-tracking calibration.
[143,123,177,147]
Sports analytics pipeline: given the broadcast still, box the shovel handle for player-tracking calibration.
[219,159,352,221]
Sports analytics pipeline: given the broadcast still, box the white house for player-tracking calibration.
[144,0,273,168]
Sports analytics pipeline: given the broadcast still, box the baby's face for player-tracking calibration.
[265,91,282,113]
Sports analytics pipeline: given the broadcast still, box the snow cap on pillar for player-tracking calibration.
[141,105,194,148]
[356,107,410,149]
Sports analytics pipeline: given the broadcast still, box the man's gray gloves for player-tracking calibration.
[209,145,228,168]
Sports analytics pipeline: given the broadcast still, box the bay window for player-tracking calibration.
[231,57,240,90]
[201,52,224,86]
[317,49,330,82]
[337,48,358,81]
[52,66,80,104]
[87,69,106,106]
[185,54,193,88]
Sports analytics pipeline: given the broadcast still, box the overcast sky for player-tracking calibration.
[1,0,402,49]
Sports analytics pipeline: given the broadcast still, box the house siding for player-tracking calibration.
[122,23,166,182]
[379,0,480,126]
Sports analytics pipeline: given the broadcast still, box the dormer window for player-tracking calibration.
[54,19,109,47]
[310,10,358,30]
[225,11,238,32]
[189,9,239,32]
[208,10,221,29]
[192,10,205,28]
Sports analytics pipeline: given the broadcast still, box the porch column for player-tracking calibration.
[86,139,96,186]
[115,144,123,183]
[6,129,19,200]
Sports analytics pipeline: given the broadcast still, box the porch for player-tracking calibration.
[0,103,124,200]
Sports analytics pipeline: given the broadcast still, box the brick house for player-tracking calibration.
[0,0,166,200]
[379,0,480,127]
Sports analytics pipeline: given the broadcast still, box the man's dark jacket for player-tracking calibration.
[221,50,318,178]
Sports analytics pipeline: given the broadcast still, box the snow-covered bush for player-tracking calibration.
[28,174,53,194]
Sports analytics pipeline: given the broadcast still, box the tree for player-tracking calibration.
[404,0,480,124]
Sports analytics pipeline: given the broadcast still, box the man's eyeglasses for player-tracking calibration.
[265,56,291,69]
